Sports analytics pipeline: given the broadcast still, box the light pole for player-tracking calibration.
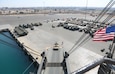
[85,0,88,20]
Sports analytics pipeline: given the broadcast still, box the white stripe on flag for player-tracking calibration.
[93,28,114,41]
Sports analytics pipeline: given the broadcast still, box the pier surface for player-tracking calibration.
[0,13,114,74]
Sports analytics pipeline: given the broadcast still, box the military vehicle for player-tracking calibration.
[14,27,28,36]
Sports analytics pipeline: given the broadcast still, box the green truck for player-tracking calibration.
[14,27,28,37]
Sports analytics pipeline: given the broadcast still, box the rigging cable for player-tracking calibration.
[69,2,114,53]
[102,10,115,23]
[22,60,35,74]
[0,38,41,57]
[0,32,41,55]
[68,33,86,52]
[23,44,41,55]
[69,35,91,54]
[68,0,115,55]
[69,0,90,53]
[0,36,41,74]
[70,37,91,54]
[95,1,115,22]
[109,18,115,24]
[95,0,114,22]
[97,1,115,21]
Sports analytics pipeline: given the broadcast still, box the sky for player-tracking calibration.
[0,0,114,8]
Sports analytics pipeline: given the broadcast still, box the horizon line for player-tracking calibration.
[0,6,115,8]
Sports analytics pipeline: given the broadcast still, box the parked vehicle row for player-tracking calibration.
[57,22,98,37]
[19,22,42,30]
[63,24,79,31]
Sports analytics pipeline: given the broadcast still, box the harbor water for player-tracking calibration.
[0,31,38,74]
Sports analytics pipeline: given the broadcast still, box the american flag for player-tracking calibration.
[93,28,115,41]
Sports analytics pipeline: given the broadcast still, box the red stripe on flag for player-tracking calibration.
[93,28,114,41]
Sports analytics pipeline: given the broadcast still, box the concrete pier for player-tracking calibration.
[0,19,109,74]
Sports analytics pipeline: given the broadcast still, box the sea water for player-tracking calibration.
[0,32,38,74]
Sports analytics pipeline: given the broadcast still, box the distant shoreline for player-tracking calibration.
[0,12,86,15]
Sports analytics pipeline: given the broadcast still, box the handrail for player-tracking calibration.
[71,57,115,74]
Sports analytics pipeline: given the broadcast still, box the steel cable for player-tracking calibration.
[103,10,115,23]
[95,0,114,22]
[0,32,41,55]
[69,35,91,54]
[96,1,115,22]
[68,33,86,53]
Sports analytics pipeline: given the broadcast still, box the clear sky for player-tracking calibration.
[0,0,114,7]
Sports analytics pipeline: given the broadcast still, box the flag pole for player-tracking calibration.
[108,33,115,58]
[111,34,115,58]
